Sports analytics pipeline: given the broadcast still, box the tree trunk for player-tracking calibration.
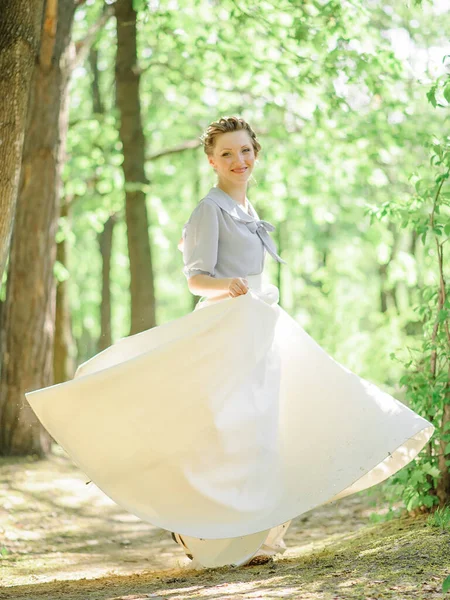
[0,0,76,456]
[88,47,104,114]
[98,215,117,351]
[437,374,450,506]
[54,198,76,384]
[379,223,401,314]
[115,0,156,335]
[378,262,389,313]
[0,0,46,282]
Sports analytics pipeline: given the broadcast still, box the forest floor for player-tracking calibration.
[0,445,449,600]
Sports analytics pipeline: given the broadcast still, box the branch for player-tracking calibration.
[71,4,115,72]
[147,139,202,161]
[39,0,58,70]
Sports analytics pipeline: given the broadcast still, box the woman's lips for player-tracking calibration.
[232,167,247,173]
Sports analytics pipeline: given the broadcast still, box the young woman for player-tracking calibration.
[26,116,435,570]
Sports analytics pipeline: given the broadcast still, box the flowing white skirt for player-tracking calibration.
[25,274,435,568]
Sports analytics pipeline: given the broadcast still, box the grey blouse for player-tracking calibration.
[182,186,286,280]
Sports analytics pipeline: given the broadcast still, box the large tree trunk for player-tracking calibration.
[0,0,46,282]
[54,197,76,384]
[98,214,117,351]
[0,0,76,456]
[115,0,156,335]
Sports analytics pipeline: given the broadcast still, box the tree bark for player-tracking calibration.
[88,47,104,114]
[53,197,76,384]
[437,375,450,506]
[0,0,76,456]
[0,0,46,282]
[98,214,117,351]
[115,0,156,335]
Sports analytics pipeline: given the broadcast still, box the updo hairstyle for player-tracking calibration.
[200,116,262,158]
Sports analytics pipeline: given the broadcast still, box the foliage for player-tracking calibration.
[367,71,450,512]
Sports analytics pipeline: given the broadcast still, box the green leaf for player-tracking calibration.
[438,309,449,322]
[423,495,435,508]
[427,86,437,107]
[443,574,450,593]
[422,465,441,478]
[133,0,147,11]
[444,84,450,104]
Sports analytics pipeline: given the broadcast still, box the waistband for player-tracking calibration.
[245,273,263,290]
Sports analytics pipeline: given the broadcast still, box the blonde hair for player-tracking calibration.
[200,116,262,157]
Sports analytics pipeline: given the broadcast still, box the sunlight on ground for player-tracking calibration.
[1,449,449,600]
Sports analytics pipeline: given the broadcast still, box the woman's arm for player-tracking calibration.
[188,274,248,299]
[181,201,248,299]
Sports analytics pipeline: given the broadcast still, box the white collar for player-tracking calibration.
[203,186,286,265]
[204,186,258,223]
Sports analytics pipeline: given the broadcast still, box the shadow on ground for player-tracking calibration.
[0,447,448,600]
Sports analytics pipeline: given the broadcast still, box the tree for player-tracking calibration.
[115,0,156,335]
[0,0,76,456]
[98,214,118,351]
[0,0,45,282]
[54,197,76,384]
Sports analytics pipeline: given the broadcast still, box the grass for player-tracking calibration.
[427,506,450,531]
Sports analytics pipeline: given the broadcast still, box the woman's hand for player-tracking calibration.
[228,277,249,298]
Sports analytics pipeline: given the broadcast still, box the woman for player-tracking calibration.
[26,116,435,570]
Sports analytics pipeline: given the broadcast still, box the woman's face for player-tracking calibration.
[208,130,256,184]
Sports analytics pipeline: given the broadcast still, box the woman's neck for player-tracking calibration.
[215,181,248,207]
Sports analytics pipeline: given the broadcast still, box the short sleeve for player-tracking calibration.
[182,201,219,279]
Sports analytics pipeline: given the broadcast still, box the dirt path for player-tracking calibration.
[0,447,449,599]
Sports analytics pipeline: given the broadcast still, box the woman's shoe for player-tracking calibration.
[170,532,193,560]
[243,554,274,566]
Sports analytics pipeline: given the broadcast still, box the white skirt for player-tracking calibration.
[25,274,435,567]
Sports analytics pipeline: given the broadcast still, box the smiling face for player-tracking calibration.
[207,130,257,185]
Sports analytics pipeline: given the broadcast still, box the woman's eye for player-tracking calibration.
[222,149,250,156]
